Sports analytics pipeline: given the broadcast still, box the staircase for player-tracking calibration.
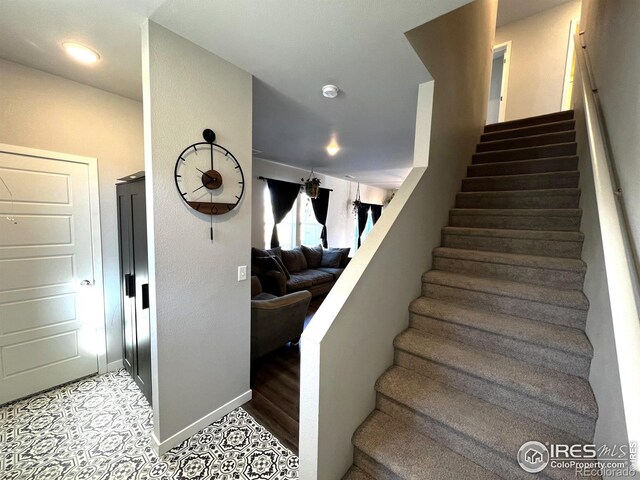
[345,111,600,480]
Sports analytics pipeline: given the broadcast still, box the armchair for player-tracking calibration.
[251,277,312,361]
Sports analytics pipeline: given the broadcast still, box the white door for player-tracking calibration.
[0,146,102,404]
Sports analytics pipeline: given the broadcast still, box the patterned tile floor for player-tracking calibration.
[0,370,299,479]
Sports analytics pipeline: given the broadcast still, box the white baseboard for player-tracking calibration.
[150,389,253,456]
[107,360,124,372]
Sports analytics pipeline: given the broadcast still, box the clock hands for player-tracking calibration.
[196,167,215,182]
[210,144,214,171]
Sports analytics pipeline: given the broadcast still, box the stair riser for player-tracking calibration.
[421,283,587,329]
[467,157,578,177]
[481,120,576,142]
[432,256,585,289]
[477,131,576,153]
[456,191,580,209]
[461,173,579,192]
[376,395,533,480]
[472,143,577,164]
[449,213,581,231]
[442,232,583,259]
[484,111,574,133]
[353,449,401,480]
[409,313,590,378]
[394,349,595,440]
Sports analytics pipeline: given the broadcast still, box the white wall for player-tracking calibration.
[0,58,143,368]
[251,157,388,250]
[495,0,581,120]
[142,21,252,452]
[580,0,640,282]
[299,1,497,478]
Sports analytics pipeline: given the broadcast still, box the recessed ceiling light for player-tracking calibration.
[63,42,100,64]
[345,175,355,179]
[322,85,339,98]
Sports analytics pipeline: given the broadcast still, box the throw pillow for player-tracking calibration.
[252,246,282,260]
[320,249,342,268]
[272,255,291,280]
[252,255,279,274]
[281,246,308,273]
[301,244,323,269]
[324,247,351,267]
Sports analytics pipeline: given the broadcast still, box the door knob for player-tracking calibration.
[80,280,93,286]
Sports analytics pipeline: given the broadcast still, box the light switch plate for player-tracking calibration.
[238,265,247,281]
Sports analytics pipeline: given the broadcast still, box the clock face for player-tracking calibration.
[174,141,245,215]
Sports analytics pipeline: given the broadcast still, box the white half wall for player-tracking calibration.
[0,58,143,367]
[251,157,390,249]
[299,1,497,478]
[142,20,252,450]
[495,0,581,120]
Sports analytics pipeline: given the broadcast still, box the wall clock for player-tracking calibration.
[173,129,245,216]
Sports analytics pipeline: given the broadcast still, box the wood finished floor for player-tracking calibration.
[243,297,323,454]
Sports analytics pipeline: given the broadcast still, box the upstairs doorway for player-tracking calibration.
[487,41,512,124]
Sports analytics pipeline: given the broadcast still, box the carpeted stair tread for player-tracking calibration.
[481,119,576,142]
[342,466,376,480]
[461,171,579,192]
[409,297,592,358]
[433,247,586,272]
[450,207,581,217]
[476,130,576,153]
[472,142,577,164]
[456,188,581,209]
[467,156,579,177]
[393,329,597,418]
[376,366,589,480]
[353,410,500,480]
[422,270,588,310]
[484,110,574,133]
[449,208,582,232]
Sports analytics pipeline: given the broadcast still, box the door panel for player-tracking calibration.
[0,151,98,404]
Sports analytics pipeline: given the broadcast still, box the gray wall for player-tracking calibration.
[142,21,252,448]
[0,59,143,368]
[495,0,581,120]
[580,0,640,276]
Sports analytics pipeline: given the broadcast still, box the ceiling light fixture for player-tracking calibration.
[62,42,100,64]
[326,137,340,156]
[322,84,339,98]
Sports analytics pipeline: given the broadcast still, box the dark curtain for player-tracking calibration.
[311,188,331,247]
[266,178,300,247]
[370,204,383,225]
[357,204,370,248]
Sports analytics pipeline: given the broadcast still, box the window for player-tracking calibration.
[263,187,296,249]
[299,193,323,246]
[354,208,374,251]
[262,187,325,249]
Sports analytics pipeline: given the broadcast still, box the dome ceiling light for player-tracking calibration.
[62,42,100,65]
[322,84,339,98]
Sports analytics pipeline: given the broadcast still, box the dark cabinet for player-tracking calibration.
[117,174,152,404]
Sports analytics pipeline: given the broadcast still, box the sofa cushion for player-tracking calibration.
[253,255,279,274]
[252,292,278,301]
[316,267,344,281]
[286,270,333,291]
[320,249,342,268]
[281,246,308,273]
[252,246,282,260]
[301,244,323,269]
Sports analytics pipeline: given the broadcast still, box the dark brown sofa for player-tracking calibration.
[251,244,351,297]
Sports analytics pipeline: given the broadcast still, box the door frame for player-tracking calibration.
[493,41,512,123]
[0,143,107,374]
[561,19,578,111]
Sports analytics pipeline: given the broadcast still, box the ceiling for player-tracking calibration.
[497,0,575,27]
[0,0,571,189]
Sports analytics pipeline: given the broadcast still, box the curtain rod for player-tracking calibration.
[257,176,333,192]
